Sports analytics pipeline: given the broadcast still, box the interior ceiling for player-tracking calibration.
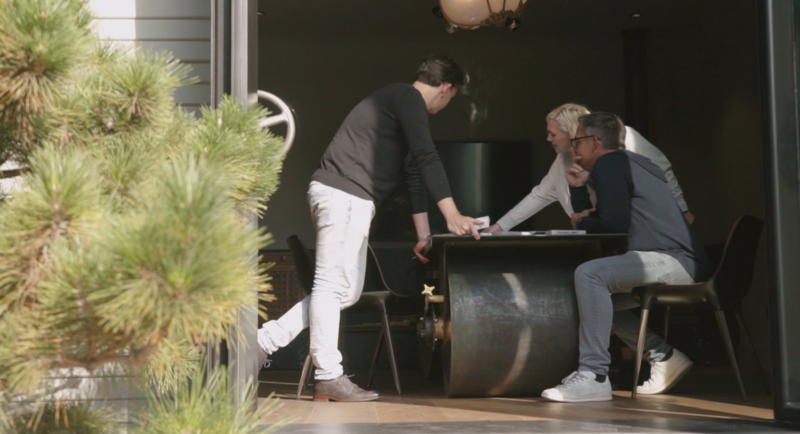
[258,0,730,39]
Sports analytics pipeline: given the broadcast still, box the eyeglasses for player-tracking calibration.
[570,135,594,148]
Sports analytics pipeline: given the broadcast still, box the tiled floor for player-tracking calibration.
[257,367,793,433]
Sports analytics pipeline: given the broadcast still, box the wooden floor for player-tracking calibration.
[257,366,776,428]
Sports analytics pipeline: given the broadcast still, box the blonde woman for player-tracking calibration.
[484,103,693,233]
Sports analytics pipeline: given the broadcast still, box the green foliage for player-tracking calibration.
[2,364,290,434]
[0,156,275,395]
[189,97,286,215]
[0,0,285,406]
[0,241,122,393]
[0,146,107,394]
[142,339,201,395]
[92,156,270,347]
[47,45,199,152]
[81,50,197,138]
[92,134,157,212]
[106,51,196,130]
[134,363,288,434]
[0,0,94,157]
[10,402,119,434]
[0,144,104,314]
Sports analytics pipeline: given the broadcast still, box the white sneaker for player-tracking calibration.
[637,349,693,395]
[541,371,612,402]
[258,346,271,371]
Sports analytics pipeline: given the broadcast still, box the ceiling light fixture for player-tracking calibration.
[435,0,528,32]
[631,13,641,18]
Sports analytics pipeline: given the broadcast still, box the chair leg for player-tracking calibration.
[663,306,671,341]
[715,310,747,402]
[631,308,650,399]
[734,310,770,395]
[296,353,313,400]
[380,310,402,395]
[366,327,385,388]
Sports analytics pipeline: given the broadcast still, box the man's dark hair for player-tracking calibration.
[415,54,468,89]
[578,112,626,150]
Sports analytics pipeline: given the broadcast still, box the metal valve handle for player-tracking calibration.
[257,90,296,156]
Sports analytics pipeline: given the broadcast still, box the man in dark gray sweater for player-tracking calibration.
[256,55,482,402]
[541,112,712,402]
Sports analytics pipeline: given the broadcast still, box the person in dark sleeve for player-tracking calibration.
[256,55,483,402]
[541,112,712,403]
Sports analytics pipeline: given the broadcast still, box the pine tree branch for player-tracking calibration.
[54,340,157,371]
[49,326,167,371]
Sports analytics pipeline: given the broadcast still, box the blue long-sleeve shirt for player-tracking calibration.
[570,150,711,281]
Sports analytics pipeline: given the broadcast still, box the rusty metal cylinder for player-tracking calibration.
[440,240,611,397]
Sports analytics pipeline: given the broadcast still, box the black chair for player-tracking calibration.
[630,215,764,401]
[285,235,314,400]
[660,239,771,396]
[363,244,419,392]
[286,236,411,397]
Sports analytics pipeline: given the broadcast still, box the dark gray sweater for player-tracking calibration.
[312,83,451,213]
[570,150,712,281]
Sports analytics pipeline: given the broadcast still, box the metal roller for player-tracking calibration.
[435,240,610,397]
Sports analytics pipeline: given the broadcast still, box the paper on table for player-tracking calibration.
[546,229,586,235]
[475,216,490,230]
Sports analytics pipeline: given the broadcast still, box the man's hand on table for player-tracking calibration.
[436,197,482,240]
[446,214,482,240]
[571,208,595,229]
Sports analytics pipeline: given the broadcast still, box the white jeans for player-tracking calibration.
[257,182,374,380]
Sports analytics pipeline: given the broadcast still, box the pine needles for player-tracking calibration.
[10,401,119,434]
[134,363,288,434]
[0,0,286,424]
[0,144,103,314]
[0,0,93,156]
[190,98,285,215]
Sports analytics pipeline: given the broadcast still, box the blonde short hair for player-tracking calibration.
[546,103,591,138]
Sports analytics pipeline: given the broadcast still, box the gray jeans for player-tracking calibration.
[574,251,694,376]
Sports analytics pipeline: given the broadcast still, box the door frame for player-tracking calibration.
[210,0,260,409]
[760,0,800,426]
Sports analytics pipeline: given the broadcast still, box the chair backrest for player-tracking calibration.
[711,215,764,305]
[366,244,411,298]
[286,235,314,297]
[286,238,413,299]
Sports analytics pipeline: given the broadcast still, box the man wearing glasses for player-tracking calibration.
[540,112,711,402]
[485,103,693,237]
